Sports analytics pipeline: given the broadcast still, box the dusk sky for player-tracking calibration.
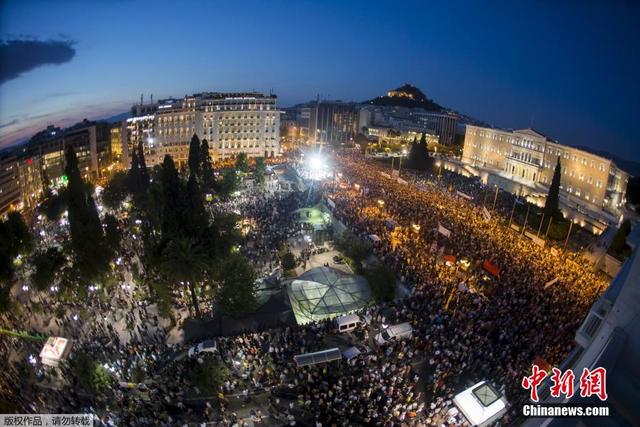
[1,0,639,161]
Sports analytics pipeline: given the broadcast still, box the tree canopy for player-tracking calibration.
[64,146,111,283]
[214,254,258,317]
[544,157,562,222]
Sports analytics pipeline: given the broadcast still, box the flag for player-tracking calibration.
[482,206,491,221]
[456,191,472,200]
[437,223,451,238]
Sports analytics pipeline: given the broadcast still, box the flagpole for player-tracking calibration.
[522,204,530,235]
[508,198,517,229]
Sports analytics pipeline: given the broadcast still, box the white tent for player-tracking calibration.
[453,381,508,426]
[39,337,72,367]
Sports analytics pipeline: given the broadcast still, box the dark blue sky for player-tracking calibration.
[1,0,638,162]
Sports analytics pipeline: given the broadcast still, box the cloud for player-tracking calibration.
[0,38,76,84]
[0,119,19,129]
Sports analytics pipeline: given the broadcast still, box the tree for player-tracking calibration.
[159,155,186,239]
[159,237,209,317]
[189,356,228,395]
[215,254,258,316]
[235,152,249,173]
[200,139,215,191]
[39,189,68,221]
[72,352,111,393]
[407,136,419,169]
[281,251,296,271]
[335,231,372,274]
[0,212,34,311]
[218,169,238,200]
[609,219,632,260]
[103,214,122,254]
[101,171,129,210]
[127,147,141,194]
[185,174,207,238]
[626,176,640,212]
[65,146,110,282]
[416,133,432,171]
[31,247,65,291]
[254,157,266,185]
[188,134,202,179]
[127,142,149,202]
[137,140,150,192]
[366,263,396,302]
[544,157,562,222]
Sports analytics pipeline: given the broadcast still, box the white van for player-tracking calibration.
[375,322,413,345]
[187,339,217,357]
[336,314,364,333]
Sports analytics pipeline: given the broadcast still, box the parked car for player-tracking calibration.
[342,344,372,361]
[375,322,413,345]
[187,339,217,357]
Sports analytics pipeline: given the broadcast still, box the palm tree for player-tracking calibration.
[159,237,210,317]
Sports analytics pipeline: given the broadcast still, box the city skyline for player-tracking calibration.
[1,0,639,162]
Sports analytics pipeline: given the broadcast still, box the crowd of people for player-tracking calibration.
[0,151,611,426]
[324,150,608,421]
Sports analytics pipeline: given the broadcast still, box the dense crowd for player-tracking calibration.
[0,153,610,426]
[324,151,608,420]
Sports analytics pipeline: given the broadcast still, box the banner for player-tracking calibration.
[482,206,491,221]
[437,223,451,238]
[397,178,408,185]
[482,260,500,278]
[380,172,391,179]
[510,223,521,232]
[456,191,473,200]
[391,169,399,177]
[550,247,560,257]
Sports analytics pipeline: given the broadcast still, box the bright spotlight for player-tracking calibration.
[309,155,324,170]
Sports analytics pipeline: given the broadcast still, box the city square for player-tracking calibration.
[1,2,639,426]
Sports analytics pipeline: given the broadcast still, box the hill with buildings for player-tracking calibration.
[363,84,444,111]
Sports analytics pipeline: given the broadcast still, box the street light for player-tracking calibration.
[377,199,385,207]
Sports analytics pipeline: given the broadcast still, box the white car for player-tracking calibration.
[187,339,217,357]
[375,322,413,345]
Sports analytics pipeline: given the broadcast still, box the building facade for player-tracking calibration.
[0,153,21,216]
[462,125,629,229]
[358,105,459,146]
[127,92,280,167]
[26,120,114,186]
[309,101,358,145]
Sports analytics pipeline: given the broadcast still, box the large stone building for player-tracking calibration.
[461,125,629,231]
[123,92,281,167]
